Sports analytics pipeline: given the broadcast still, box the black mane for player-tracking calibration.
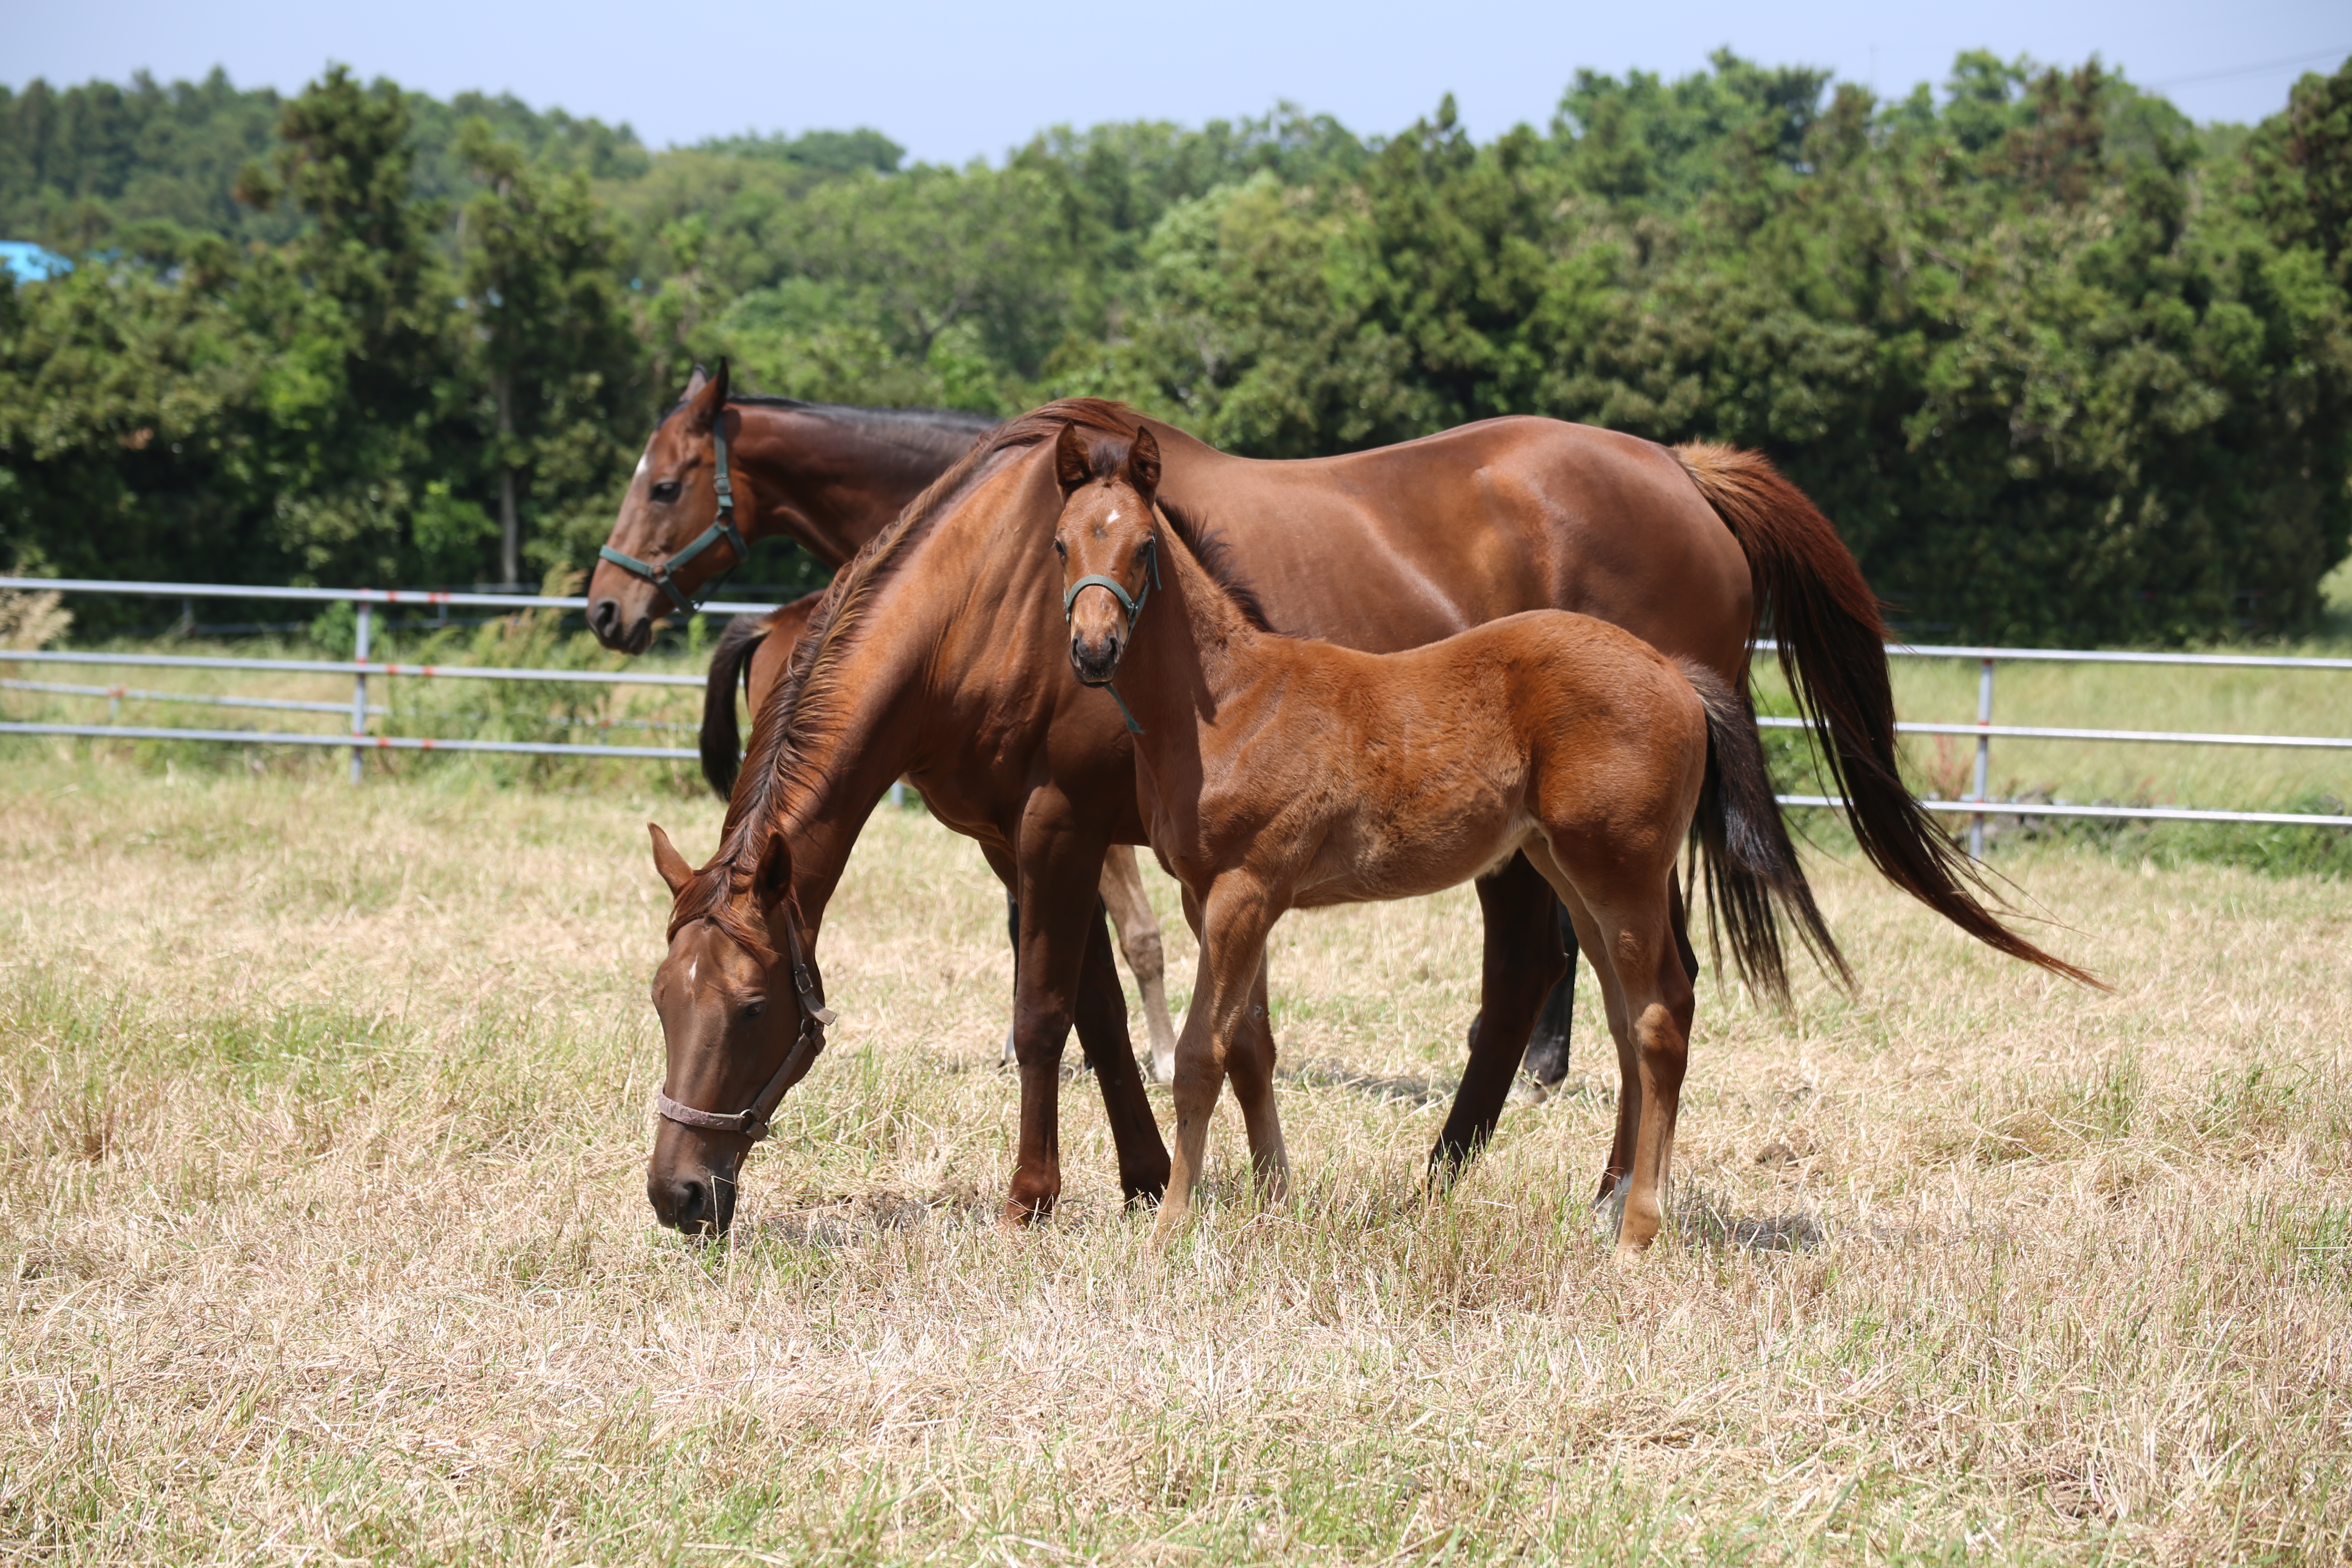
[1158,498,1279,635]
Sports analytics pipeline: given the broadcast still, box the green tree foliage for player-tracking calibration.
[456,118,644,580]
[1,54,2346,639]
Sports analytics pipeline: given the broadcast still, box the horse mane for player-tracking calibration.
[660,394,998,492]
[666,397,1144,944]
[1157,499,1278,635]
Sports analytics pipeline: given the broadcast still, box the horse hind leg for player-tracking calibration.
[1566,877,1694,1257]
[1225,953,1290,1204]
[1098,844,1181,1083]
[1521,842,1640,1213]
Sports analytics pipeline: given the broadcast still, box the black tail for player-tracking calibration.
[700,615,768,799]
[1672,443,2101,990]
[1677,661,1849,1002]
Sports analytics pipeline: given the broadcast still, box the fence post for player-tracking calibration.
[349,599,372,785]
[1969,657,1994,858]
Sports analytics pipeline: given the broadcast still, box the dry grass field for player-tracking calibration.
[2,746,2350,1565]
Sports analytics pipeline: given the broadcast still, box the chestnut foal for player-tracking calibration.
[1051,423,1796,1254]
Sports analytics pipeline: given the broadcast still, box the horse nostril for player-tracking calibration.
[589,599,617,639]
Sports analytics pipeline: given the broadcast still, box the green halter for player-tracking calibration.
[1062,535,1160,734]
[599,414,750,614]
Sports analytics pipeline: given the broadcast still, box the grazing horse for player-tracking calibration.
[702,594,1182,1079]
[1049,423,1790,1252]
[639,400,2091,1236]
[597,363,1183,1078]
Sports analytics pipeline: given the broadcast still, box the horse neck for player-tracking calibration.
[732,405,976,568]
[737,469,1051,924]
[1115,521,1265,740]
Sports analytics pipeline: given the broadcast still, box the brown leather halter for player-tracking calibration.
[654,910,838,1142]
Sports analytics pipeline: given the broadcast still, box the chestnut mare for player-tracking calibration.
[1049,423,1781,1252]
[642,400,2090,1236]
[703,592,1181,1079]
[595,363,1182,1077]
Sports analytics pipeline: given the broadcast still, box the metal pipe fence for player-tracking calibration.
[1,575,711,769]
[4,577,2348,834]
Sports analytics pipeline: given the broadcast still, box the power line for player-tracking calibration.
[2148,45,2349,91]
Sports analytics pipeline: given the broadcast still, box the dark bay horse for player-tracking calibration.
[1049,421,1788,1252]
[642,400,2091,1235]
[586,362,996,654]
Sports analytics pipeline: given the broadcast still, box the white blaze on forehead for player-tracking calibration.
[633,450,650,479]
[1108,509,1120,522]
[686,958,698,984]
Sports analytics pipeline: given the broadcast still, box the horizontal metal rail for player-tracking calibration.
[0,574,775,617]
[1778,795,2352,829]
[0,648,703,687]
[1,676,386,717]
[0,721,695,761]
[0,680,692,733]
[1753,637,2352,671]
[1754,714,2352,750]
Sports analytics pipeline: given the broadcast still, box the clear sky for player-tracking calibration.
[5,0,2347,161]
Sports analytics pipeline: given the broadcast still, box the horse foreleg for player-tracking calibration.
[982,841,1021,1070]
[1431,853,1570,1180]
[1004,807,1160,1225]
[1155,878,1274,1250]
[1071,895,1171,1206]
[1098,844,1180,1083]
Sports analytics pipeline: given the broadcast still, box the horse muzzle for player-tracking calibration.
[647,1160,738,1236]
[1070,630,1124,686]
[588,595,655,654]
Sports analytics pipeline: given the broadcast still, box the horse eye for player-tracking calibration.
[1053,539,1066,557]
[650,479,682,503]
[741,1001,764,1020]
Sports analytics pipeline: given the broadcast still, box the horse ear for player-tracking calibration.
[1054,422,1093,495]
[686,360,728,431]
[683,364,709,401]
[648,823,694,896]
[753,830,794,913]
[1125,425,1161,500]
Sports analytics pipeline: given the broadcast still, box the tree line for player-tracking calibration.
[1,53,2347,641]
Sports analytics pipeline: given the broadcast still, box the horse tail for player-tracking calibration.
[1671,443,2101,989]
[1674,659,1846,1002]
[700,614,768,800]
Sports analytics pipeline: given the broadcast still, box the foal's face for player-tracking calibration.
[1052,422,1163,686]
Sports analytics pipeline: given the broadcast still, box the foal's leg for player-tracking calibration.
[1098,844,1181,1083]
[1156,880,1275,1248]
[1523,845,1639,1205]
[1578,891,1693,1254]
[1432,853,1570,1180]
[1226,953,1290,1201]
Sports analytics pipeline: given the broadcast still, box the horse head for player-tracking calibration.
[590,362,746,652]
[643,820,833,1236]
[1051,420,1162,687]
